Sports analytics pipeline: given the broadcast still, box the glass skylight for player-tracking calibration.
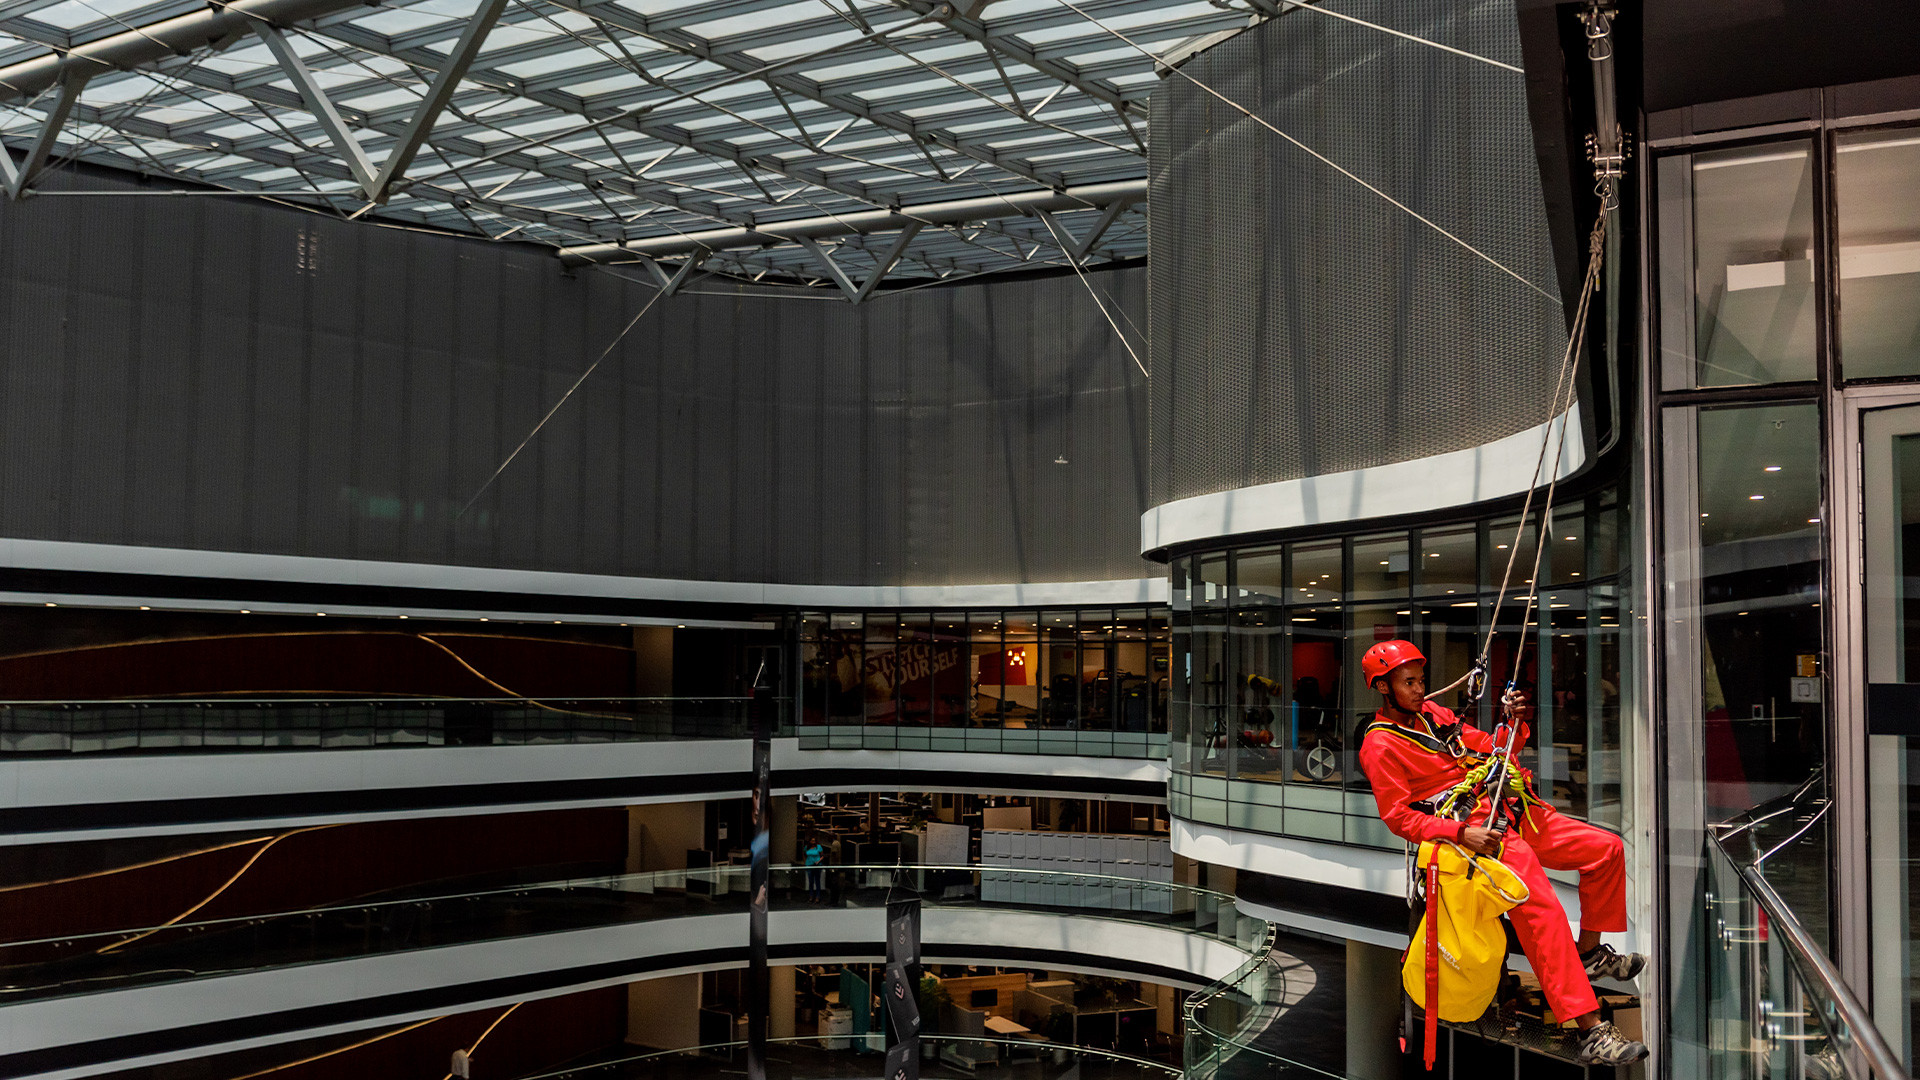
[0,0,1261,282]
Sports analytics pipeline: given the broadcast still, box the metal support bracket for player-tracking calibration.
[0,72,90,199]
[637,252,704,296]
[366,0,510,203]
[1033,202,1125,264]
[799,222,923,303]
[254,23,378,193]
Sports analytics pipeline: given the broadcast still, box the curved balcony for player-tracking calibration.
[0,865,1280,1079]
[0,697,1168,842]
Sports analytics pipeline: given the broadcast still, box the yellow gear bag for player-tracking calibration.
[1400,840,1531,1021]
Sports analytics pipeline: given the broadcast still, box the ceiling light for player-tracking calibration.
[316,612,326,616]
[1497,544,1509,549]
[480,617,488,622]
[1809,517,1821,524]
[241,609,251,614]
[1765,465,1781,472]
[1291,617,1315,622]
[139,605,150,610]
[1395,610,1410,615]
[1429,552,1440,557]
[1451,601,1478,608]
[398,614,407,619]
[1750,494,1765,500]
[1379,561,1389,565]
[1701,513,1710,518]
[43,602,54,607]
[1563,536,1576,541]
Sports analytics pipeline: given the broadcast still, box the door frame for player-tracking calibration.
[1830,384,1920,1056]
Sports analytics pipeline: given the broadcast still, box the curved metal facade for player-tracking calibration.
[0,168,1154,588]
[1147,0,1571,510]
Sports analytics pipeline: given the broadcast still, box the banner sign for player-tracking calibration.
[884,896,922,1080]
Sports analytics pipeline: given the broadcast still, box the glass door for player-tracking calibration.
[1862,403,1920,1067]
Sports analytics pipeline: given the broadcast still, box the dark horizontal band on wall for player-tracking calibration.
[3,937,1208,1078]
[1236,870,1410,939]
[776,767,1166,802]
[0,771,754,835]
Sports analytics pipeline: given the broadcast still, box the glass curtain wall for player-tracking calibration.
[1650,120,1920,1071]
[1163,490,1629,849]
[797,607,1170,757]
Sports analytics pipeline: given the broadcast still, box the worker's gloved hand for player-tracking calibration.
[1459,826,1503,857]
[1502,687,1537,727]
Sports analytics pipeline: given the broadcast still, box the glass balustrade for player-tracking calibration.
[0,696,778,754]
[520,1035,1182,1078]
[0,864,1258,1005]
[1183,923,1344,1079]
[1694,810,1904,1080]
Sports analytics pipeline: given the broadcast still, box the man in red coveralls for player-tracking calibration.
[1356,639,1647,1066]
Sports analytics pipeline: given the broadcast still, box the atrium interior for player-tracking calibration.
[2,2,1919,1079]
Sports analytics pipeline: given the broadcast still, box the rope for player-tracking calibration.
[1427,215,1608,707]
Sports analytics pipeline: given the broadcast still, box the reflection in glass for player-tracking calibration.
[1112,607,1155,733]
[1415,526,1476,598]
[1350,533,1408,602]
[1289,606,1344,787]
[1079,609,1114,731]
[1290,541,1342,605]
[1695,403,1828,939]
[1664,142,1818,387]
[1171,559,1193,773]
[1194,557,1231,776]
[1234,548,1286,782]
[826,615,864,724]
[1041,611,1078,730]
[799,614,828,726]
[1836,127,1920,380]
[968,611,1006,727]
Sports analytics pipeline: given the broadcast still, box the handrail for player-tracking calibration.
[0,695,767,705]
[1709,831,1905,1080]
[1712,768,1826,846]
[0,862,1246,951]
[514,1035,1183,1078]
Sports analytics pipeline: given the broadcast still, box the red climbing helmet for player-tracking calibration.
[1361,639,1426,683]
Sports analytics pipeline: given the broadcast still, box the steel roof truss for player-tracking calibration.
[254,22,377,191]
[0,70,88,198]
[368,0,509,203]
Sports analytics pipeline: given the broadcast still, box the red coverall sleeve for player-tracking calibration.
[1359,738,1468,845]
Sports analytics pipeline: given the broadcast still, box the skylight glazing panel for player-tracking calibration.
[352,7,464,36]
[339,87,428,111]
[472,22,566,56]
[29,0,148,30]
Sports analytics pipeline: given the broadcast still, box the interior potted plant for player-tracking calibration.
[1042,1006,1074,1066]
[916,974,949,1060]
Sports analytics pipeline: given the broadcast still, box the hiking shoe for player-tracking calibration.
[1578,1021,1648,1065]
[1582,943,1647,982]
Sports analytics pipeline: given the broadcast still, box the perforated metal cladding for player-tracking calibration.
[1148,0,1570,507]
[0,168,1154,587]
